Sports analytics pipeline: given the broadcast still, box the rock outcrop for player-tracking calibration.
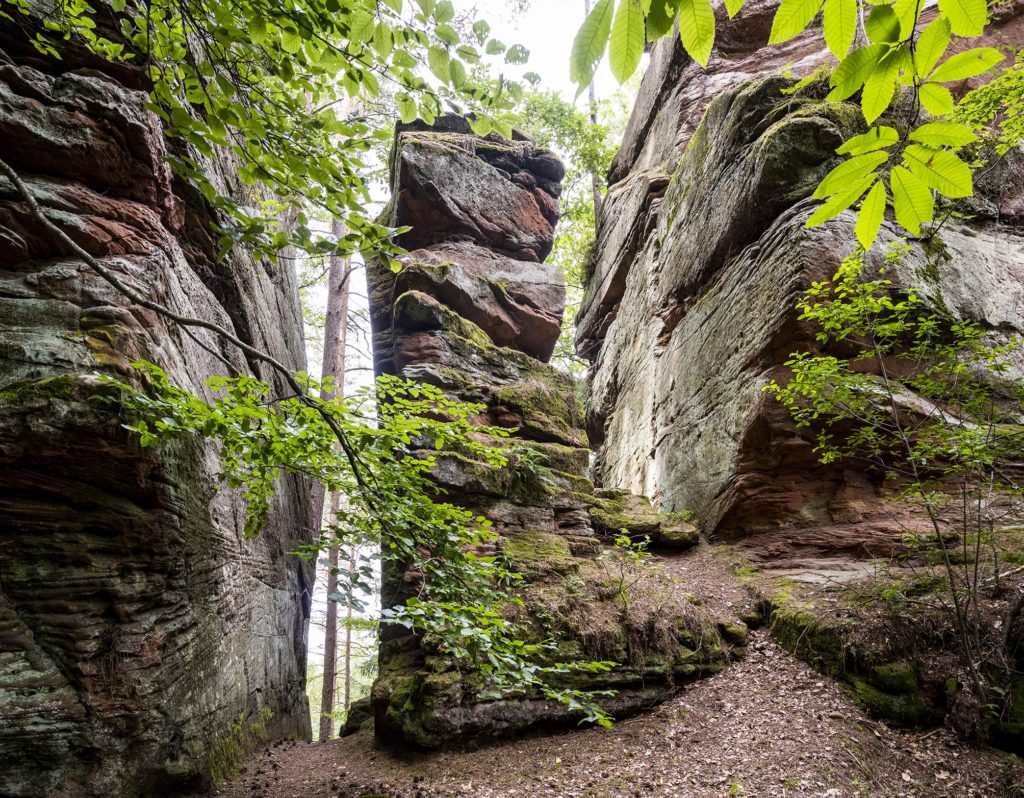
[0,15,313,796]
[578,2,1024,557]
[366,117,730,748]
[578,0,1024,740]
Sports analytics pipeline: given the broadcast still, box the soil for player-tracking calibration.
[203,546,1023,798]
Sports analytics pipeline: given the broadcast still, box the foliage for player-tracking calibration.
[598,532,652,611]
[516,89,621,375]
[103,363,614,723]
[765,244,1024,730]
[2,0,529,264]
[570,0,1014,250]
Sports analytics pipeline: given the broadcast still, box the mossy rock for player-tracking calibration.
[846,675,933,727]
[659,520,699,549]
[0,374,88,405]
[495,380,586,447]
[341,696,373,737]
[590,489,661,537]
[502,530,576,578]
[867,661,919,694]
[717,620,749,648]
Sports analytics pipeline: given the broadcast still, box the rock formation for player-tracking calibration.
[578,0,1024,556]
[365,116,734,748]
[577,0,1024,740]
[0,14,313,796]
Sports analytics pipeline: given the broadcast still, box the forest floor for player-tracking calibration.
[206,546,1023,798]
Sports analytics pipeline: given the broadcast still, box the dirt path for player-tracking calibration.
[207,547,1019,798]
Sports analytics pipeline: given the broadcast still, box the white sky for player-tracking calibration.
[471,0,620,102]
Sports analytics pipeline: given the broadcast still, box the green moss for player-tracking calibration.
[589,489,660,537]
[341,696,372,736]
[868,661,919,693]
[207,707,273,786]
[847,675,932,726]
[717,621,749,648]
[659,520,699,549]
[496,380,585,446]
[503,530,576,577]
[0,375,81,404]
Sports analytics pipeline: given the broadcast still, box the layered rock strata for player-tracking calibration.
[0,15,313,796]
[578,1,1024,739]
[366,117,729,748]
[578,3,1024,556]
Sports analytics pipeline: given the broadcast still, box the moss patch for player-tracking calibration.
[503,530,575,578]
[207,707,273,786]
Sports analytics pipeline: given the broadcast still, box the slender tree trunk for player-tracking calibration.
[317,217,352,742]
[343,543,355,712]
[584,0,603,219]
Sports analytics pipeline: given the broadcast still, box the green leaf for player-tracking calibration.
[823,0,857,57]
[646,0,678,38]
[807,174,876,227]
[937,0,987,37]
[610,0,646,82]
[908,121,978,147]
[472,19,490,44]
[349,10,375,42]
[427,44,450,83]
[890,165,934,235]
[468,115,493,136]
[861,47,902,123]
[435,23,459,45]
[280,26,302,54]
[505,43,530,64]
[865,5,900,43]
[892,0,920,38]
[919,82,954,114]
[856,179,887,249]
[769,0,823,44]
[725,0,746,18]
[570,0,613,88]
[837,125,899,154]
[813,151,889,199]
[678,0,716,67]
[434,0,454,22]
[929,47,1003,82]
[915,17,951,78]
[903,144,973,197]
[828,43,888,101]
[395,92,417,124]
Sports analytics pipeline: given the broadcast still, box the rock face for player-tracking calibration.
[366,117,730,748]
[577,0,1024,742]
[0,16,313,797]
[578,6,1024,559]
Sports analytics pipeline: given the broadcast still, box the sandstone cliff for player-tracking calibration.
[577,0,1024,743]
[0,15,313,796]
[364,116,739,748]
[578,1,1024,557]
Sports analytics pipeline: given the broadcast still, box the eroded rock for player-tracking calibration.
[367,118,728,748]
[0,16,312,797]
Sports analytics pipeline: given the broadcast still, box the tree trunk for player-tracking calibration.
[317,217,352,742]
[584,0,603,219]
[343,543,355,712]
